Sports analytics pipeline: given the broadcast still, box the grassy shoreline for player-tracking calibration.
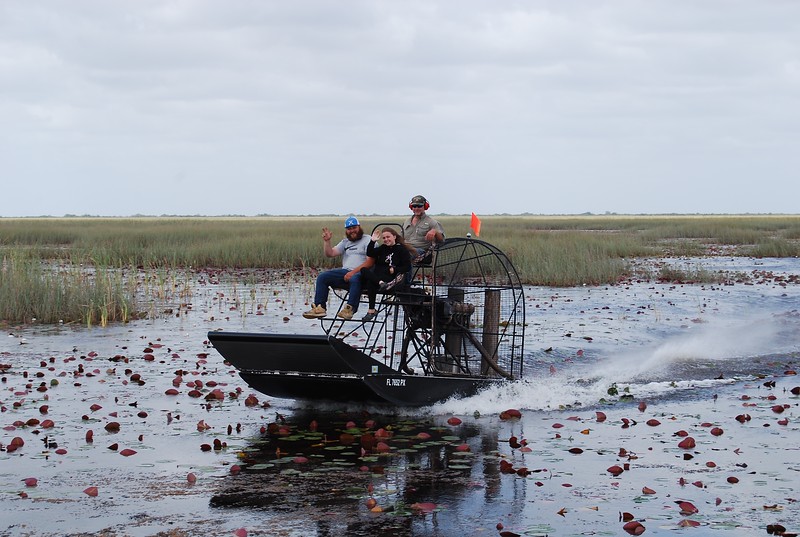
[2,215,799,324]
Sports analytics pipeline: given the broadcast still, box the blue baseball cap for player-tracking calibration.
[344,216,360,228]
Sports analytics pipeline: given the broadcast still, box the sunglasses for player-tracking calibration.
[410,204,424,208]
[346,226,359,230]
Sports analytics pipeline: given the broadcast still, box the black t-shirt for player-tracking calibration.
[367,242,412,280]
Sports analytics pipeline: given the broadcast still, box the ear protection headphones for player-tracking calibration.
[409,197,430,211]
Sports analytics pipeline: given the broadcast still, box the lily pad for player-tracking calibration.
[247,463,275,470]
[280,468,302,475]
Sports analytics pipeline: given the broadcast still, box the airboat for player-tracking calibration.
[207,232,526,406]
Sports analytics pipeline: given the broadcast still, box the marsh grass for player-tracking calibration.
[655,264,724,284]
[492,231,643,286]
[747,239,800,258]
[3,215,799,271]
[0,253,137,326]
[2,215,800,323]
[0,218,330,268]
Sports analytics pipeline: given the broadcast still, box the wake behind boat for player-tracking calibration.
[208,236,526,406]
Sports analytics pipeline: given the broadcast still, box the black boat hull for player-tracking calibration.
[207,331,498,406]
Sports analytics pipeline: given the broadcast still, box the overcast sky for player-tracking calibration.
[2,1,799,217]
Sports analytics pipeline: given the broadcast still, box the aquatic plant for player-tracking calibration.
[748,238,800,257]
[654,264,724,284]
[0,253,136,325]
[2,215,800,279]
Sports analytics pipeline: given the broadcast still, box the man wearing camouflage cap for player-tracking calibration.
[403,195,445,254]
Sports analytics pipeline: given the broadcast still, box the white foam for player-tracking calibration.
[432,314,794,415]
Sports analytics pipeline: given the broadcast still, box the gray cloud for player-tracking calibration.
[2,1,799,216]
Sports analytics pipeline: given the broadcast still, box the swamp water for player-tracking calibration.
[1,259,799,536]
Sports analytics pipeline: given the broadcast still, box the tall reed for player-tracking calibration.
[748,239,800,258]
[0,253,136,326]
[2,214,800,286]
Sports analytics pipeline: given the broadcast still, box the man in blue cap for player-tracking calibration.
[303,216,372,320]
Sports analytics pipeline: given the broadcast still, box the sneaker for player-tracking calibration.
[361,311,376,322]
[337,304,355,320]
[302,304,327,319]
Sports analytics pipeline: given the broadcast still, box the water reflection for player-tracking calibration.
[210,409,528,536]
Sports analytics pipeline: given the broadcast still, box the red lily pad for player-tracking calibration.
[500,409,522,420]
[411,502,438,512]
[607,465,624,476]
[622,521,645,535]
[677,501,698,514]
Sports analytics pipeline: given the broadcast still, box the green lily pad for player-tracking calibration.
[280,468,302,475]
[277,435,305,441]
[247,463,275,470]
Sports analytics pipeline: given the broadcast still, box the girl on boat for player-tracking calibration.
[359,227,415,322]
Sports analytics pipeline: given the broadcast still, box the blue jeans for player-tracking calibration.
[313,268,362,311]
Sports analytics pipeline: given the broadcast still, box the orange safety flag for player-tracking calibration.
[470,212,482,237]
